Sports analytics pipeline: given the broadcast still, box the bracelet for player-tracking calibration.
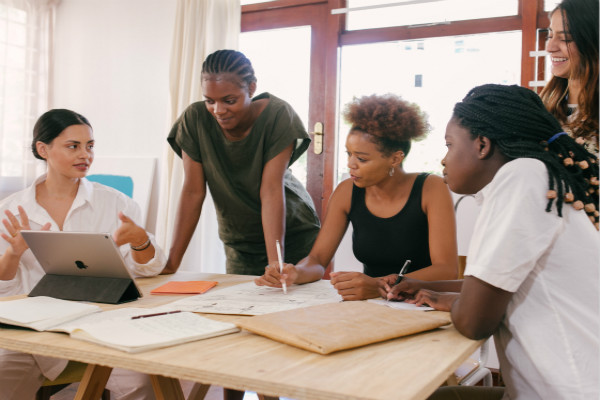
[130,236,151,251]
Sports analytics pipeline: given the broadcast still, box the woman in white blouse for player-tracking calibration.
[0,109,166,400]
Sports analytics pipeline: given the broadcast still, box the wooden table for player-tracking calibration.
[0,273,481,400]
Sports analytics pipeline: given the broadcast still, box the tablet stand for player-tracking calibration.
[29,274,140,304]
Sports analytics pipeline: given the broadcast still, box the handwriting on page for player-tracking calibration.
[161,280,343,315]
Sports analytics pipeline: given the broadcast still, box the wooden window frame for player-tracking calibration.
[242,0,551,216]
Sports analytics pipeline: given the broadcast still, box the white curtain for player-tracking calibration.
[0,0,57,199]
[156,0,240,273]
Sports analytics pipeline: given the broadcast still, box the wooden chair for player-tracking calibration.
[36,361,110,400]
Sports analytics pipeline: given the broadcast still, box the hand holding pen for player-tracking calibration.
[394,260,412,285]
[384,260,411,301]
[276,240,287,294]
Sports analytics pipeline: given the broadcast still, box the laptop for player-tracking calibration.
[21,231,143,304]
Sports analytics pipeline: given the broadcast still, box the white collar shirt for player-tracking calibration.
[0,175,166,297]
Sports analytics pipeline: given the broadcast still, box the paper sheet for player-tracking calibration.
[161,280,343,315]
[367,298,434,311]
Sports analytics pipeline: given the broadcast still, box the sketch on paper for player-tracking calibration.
[161,280,343,315]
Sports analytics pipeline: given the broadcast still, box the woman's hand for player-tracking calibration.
[329,271,381,301]
[112,212,147,247]
[406,289,459,312]
[1,206,50,256]
[255,262,298,288]
[382,276,425,301]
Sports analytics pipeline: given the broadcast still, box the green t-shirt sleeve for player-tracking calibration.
[262,98,311,168]
[167,102,204,163]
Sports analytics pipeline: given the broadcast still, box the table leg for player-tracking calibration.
[187,383,211,400]
[74,364,113,400]
[150,374,185,400]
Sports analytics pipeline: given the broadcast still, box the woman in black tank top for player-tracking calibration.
[256,94,458,300]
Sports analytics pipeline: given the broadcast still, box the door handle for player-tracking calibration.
[312,122,323,155]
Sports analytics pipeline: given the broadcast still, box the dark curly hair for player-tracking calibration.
[454,84,598,229]
[343,93,429,156]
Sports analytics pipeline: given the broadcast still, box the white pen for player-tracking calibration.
[276,240,287,294]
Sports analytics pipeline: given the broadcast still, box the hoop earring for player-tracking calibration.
[389,167,395,176]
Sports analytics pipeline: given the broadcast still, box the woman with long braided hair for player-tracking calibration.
[384,84,598,400]
[164,49,320,279]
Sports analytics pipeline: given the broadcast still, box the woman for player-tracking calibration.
[164,49,320,276]
[386,84,599,400]
[0,109,166,400]
[256,94,457,300]
[540,0,598,155]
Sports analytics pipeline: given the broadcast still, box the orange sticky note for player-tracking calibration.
[150,281,218,295]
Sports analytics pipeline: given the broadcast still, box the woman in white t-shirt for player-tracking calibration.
[384,84,599,400]
[0,109,166,400]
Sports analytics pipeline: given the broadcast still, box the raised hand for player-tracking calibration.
[112,212,147,247]
[1,206,51,256]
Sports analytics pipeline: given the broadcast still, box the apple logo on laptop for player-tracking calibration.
[75,260,88,270]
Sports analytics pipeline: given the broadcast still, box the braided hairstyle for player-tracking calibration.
[343,93,429,157]
[453,84,599,229]
[201,49,257,88]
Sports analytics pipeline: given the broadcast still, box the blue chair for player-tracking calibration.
[87,174,134,198]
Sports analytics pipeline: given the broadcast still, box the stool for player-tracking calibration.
[36,361,110,400]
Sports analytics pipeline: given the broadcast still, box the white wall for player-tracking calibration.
[52,0,177,232]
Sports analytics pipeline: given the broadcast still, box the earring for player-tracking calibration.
[389,167,395,176]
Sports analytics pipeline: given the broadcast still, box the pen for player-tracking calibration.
[393,260,412,285]
[131,310,182,320]
[276,240,287,294]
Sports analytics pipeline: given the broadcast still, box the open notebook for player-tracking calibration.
[0,296,239,353]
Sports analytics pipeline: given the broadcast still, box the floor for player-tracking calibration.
[51,381,262,400]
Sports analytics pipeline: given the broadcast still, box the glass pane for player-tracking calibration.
[240,0,278,4]
[346,0,518,31]
[337,31,521,181]
[240,26,312,186]
[544,0,561,11]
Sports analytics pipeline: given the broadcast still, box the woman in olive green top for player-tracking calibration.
[164,49,320,276]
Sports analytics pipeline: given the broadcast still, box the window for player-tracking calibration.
[0,1,52,198]
[345,0,519,31]
[338,31,521,178]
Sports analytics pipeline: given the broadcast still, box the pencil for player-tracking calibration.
[276,240,287,294]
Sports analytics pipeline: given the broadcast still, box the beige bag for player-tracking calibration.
[236,301,450,354]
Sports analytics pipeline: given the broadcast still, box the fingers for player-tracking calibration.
[413,290,433,307]
[118,211,132,223]
[255,265,283,287]
[17,206,30,229]
[329,271,357,285]
[2,218,17,238]
[41,223,51,231]
[378,283,390,299]
[3,207,42,236]
[3,210,20,236]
